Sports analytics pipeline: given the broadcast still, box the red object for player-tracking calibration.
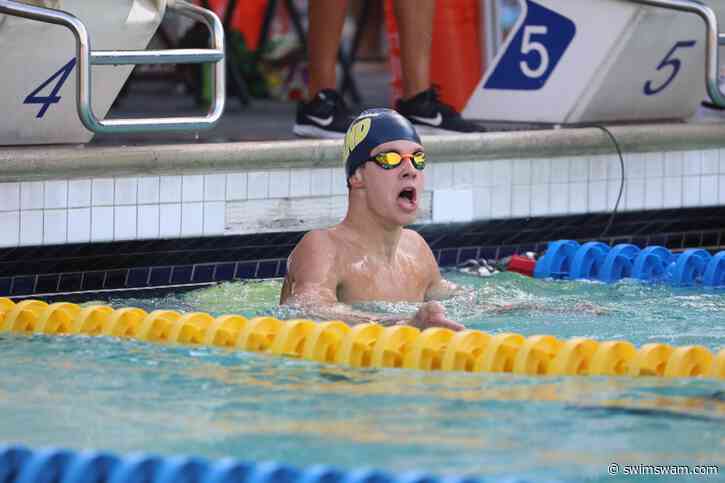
[507,255,537,277]
[206,0,275,50]
[384,0,484,111]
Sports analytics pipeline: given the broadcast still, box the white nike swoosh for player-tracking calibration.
[307,114,334,127]
[410,113,442,126]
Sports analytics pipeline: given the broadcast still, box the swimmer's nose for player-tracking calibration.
[399,158,418,179]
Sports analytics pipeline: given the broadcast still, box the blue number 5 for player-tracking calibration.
[24,58,76,118]
[644,40,696,96]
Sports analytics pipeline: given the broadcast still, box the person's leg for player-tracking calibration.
[308,0,349,98]
[392,0,434,98]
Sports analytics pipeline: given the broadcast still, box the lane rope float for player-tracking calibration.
[1,297,722,379]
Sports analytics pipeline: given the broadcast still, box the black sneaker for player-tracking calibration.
[396,87,486,134]
[293,89,354,139]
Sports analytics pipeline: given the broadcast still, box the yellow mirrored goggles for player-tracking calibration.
[370,151,426,171]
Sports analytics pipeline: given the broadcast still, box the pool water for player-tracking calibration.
[1,272,723,482]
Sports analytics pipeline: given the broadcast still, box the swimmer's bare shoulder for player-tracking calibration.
[403,228,462,300]
[280,228,339,305]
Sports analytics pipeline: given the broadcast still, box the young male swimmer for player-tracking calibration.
[280,108,465,331]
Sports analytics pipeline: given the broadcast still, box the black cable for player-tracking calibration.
[593,125,625,239]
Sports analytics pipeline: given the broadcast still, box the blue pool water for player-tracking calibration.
[0,272,723,482]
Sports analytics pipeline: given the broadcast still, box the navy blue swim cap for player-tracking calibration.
[343,108,421,182]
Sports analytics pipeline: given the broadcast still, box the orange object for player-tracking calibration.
[206,0,273,50]
[384,0,484,111]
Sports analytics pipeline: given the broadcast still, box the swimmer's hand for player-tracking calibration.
[400,301,465,331]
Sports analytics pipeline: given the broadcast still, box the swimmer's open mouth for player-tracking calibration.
[398,187,417,203]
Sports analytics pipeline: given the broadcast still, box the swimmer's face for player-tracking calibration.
[357,139,425,226]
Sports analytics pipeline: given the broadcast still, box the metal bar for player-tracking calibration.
[91,49,224,65]
[629,0,725,107]
[0,0,226,134]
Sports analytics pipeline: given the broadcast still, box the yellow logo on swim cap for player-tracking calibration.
[342,117,371,163]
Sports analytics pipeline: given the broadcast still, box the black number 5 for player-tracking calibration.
[644,40,696,96]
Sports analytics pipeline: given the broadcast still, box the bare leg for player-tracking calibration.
[393,0,434,99]
[308,0,350,99]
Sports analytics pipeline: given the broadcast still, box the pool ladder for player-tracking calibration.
[0,0,225,134]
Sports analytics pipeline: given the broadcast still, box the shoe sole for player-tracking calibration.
[293,124,346,139]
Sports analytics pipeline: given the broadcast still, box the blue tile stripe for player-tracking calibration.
[0,445,517,483]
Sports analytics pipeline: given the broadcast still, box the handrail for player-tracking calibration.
[628,0,725,107]
[0,0,226,134]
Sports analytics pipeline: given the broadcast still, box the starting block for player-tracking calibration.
[464,0,720,124]
[0,0,224,145]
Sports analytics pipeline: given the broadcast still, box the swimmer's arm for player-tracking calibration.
[285,300,409,326]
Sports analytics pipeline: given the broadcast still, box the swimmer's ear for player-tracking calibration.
[349,167,365,189]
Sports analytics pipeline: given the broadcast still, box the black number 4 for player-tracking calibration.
[24,58,76,118]
[644,40,696,96]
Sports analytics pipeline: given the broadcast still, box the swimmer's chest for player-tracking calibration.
[337,254,430,302]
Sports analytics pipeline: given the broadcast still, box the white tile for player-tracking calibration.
[433,190,473,223]
[720,149,725,173]
[138,177,160,205]
[588,180,607,213]
[645,178,664,209]
[310,168,333,196]
[664,151,684,177]
[604,154,621,181]
[719,175,725,203]
[138,205,160,239]
[0,183,20,211]
[682,177,700,207]
[490,160,513,187]
[683,150,703,176]
[453,161,475,188]
[226,173,248,201]
[473,187,491,219]
[550,158,569,183]
[531,184,549,216]
[181,202,204,236]
[20,210,43,246]
[433,162,454,189]
[490,185,511,218]
[569,156,589,182]
[0,212,19,247]
[114,206,137,240]
[625,178,645,211]
[67,208,91,243]
[473,161,495,187]
[568,182,588,214]
[290,169,312,197]
[21,181,44,210]
[91,178,114,206]
[114,178,137,206]
[269,170,291,198]
[512,185,531,217]
[588,156,606,181]
[331,168,348,195]
[549,183,568,215]
[160,176,182,203]
[43,209,67,245]
[91,206,114,242]
[700,176,718,206]
[663,177,683,208]
[247,171,270,199]
[204,174,226,202]
[512,159,531,186]
[203,201,226,235]
[608,179,626,211]
[646,151,665,178]
[627,153,647,179]
[531,159,551,184]
[68,180,91,208]
[159,204,181,238]
[182,175,204,202]
[702,150,719,174]
[42,180,66,209]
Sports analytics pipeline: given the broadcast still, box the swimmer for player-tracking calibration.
[280,108,465,331]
